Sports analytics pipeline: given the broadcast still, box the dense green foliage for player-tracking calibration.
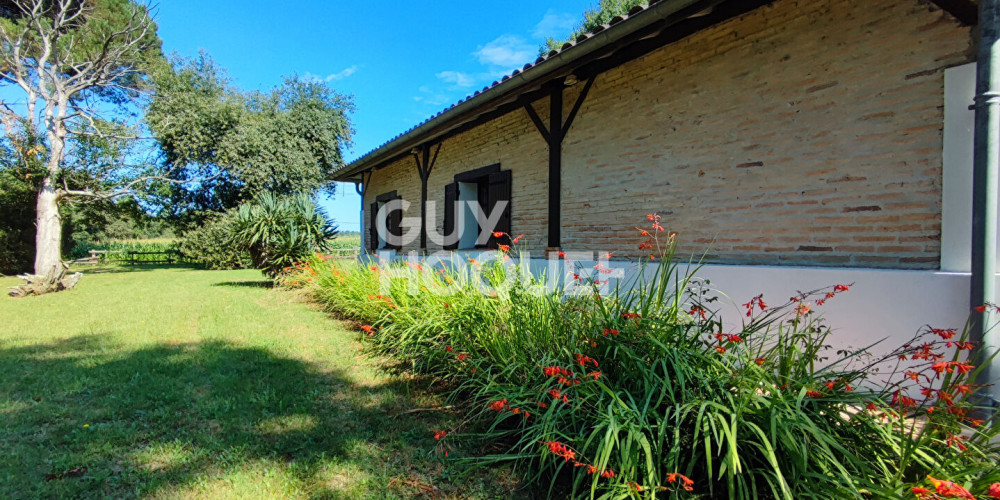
[0,163,40,275]
[290,221,1000,499]
[542,0,645,54]
[178,211,251,270]
[232,193,338,278]
[147,54,354,216]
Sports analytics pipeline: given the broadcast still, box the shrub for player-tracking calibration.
[232,193,337,278]
[178,212,250,269]
[288,217,1000,499]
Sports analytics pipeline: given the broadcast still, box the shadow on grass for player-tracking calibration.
[68,264,203,275]
[0,335,517,499]
[212,280,273,289]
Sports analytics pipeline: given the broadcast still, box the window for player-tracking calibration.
[443,164,512,250]
[369,190,401,252]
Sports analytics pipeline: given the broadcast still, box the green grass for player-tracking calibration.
[0,265,520,499]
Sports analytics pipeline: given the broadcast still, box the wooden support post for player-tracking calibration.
[524,77,595,249]
[413,143,441,251]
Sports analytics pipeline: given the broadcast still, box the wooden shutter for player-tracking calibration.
[387,196,402,250]
[368,202,379,252]
[487,170,512,249]
[443,182,458,250]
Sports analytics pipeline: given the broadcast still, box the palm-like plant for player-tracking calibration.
[231,192,337,278]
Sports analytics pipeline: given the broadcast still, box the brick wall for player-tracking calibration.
[363,0,973,268]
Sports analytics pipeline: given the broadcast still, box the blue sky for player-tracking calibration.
[156,0,592,233]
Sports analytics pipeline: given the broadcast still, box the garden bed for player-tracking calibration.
[288,216,1000,499]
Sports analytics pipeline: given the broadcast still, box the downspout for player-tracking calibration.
[971,0,1000,411]
[355,181,365,256]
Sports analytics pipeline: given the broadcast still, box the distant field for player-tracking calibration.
[329,232,360,250]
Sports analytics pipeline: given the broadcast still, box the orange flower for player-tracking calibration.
[512,234,523,244]
[492,231,505,238]
[926,476,975,499]
[911,487,932,498]
[433,430,447,440]
[497,244,511,253]
[601,328,619,336]
[667,473,695,491]
[361,325,374,334]
[754,357,767,366]
[806,390,823,398]
[834,284,850,292]
[489,399,508,411]
[716,346,727,354]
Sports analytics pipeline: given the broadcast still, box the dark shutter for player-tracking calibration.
[369,202,379,252]
[443,182,458,250]
[486,170,512,249]
[387,196,403,250]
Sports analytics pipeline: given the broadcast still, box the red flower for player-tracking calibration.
[542,366,562,377]
[824,381,836,391]
[433,430,447,440]
[588,371,601,380]
[834,284,850,292]
[489,399,508,411]
[512,234,523,244]
[932,328,957,340]
[557,251,566,258]
[726,334,744,343]
[497,244,511,253]
[911,487,932,498]
[600,468,615,479]
[621,312,641,320]
[806,390,823,398]
[987,482,1000,499]
[492,231,505,238]
[667,473,695,491]
[601,328,619,336]
[446,345,454,353]
[457,352,469,362]
[542,441,576,462]
[716,346,727,354]
[945,434,968,451]
[754,357,767,366]
[361,325,374,334]
[574,353,598,367]
[927,476,975,499]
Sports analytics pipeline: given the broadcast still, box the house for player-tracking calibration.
[332,0,997,400]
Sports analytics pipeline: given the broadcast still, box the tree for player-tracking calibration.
[541,0,646,54]
[0,0,167,278]
[147,54,354,218]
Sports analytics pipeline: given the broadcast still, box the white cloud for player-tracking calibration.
[435,70,476,88]
[533,9,577,39]
[324,65,358,81]
[473,35,534,68]
[303,65,359,84]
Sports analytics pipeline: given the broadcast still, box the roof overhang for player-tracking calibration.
[335,0,979,183]
[334,0,754,182]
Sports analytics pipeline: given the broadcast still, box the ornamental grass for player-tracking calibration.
[286,216,1000,500]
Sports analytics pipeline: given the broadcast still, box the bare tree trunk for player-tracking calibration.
[33,176,62,277]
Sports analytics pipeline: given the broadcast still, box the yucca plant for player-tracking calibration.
[231,192,337,278]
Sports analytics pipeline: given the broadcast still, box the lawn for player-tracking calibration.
[0,265,519,499]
